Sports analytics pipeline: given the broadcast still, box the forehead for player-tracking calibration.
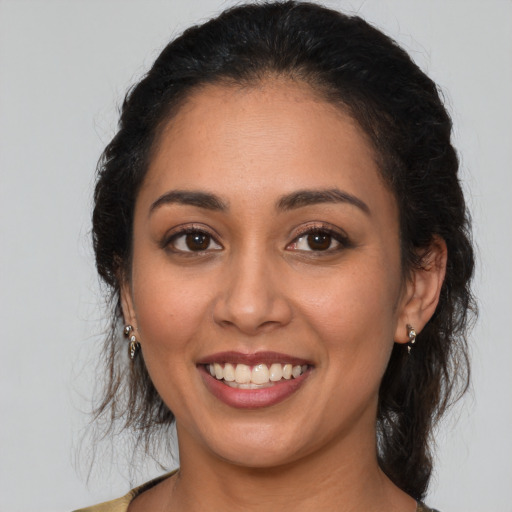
[153,78,375,163]
[140,79,396,219]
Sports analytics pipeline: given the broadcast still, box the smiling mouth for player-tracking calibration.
[206,362,309,389]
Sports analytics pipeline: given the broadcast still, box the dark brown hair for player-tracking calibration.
[92,1,475,500]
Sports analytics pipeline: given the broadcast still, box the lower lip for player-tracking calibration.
[199,366,311,409]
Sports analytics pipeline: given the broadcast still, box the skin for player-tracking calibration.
[121,78,447,511]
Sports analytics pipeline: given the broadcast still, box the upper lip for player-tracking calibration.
[196,351,312,367]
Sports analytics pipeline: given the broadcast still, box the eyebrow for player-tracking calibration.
[276,189,370,215]
[149,187,370,216]
[149,190,229,215]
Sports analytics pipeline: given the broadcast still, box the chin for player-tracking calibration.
[199,420,314,469]
[219,444,300,469]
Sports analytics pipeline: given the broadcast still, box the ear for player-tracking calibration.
[394,236,447,343]
[119,273,137,330]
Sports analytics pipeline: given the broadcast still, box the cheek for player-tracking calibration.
[131,259,213,360]
[130,268,215,414]
[295,256,401,366]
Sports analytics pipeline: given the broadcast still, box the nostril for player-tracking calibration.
[216,317,286,335]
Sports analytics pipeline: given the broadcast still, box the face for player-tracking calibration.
[122,79,412,469]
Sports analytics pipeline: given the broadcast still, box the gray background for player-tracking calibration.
[1,1,511,510]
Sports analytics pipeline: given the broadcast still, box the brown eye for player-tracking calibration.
[288,228,348,253]
[169,230,222,253]
[306,233,332,251]
[185,233,211,251]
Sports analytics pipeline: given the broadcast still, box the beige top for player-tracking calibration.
[73,471,439,512]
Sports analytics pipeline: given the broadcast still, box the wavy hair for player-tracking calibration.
[91,1,475,499]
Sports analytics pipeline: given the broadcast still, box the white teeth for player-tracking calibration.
[223,363,235,382]
[269,363,283,381]
[251,364,269,384]
[234,363,251,384]
[207,362,308,386]
[225,381,273,389]
[292,365,302,378]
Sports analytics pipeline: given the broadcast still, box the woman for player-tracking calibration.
[77,2,474,511]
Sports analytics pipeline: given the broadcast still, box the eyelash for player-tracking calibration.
[162,223,351,254]
[163,226,222,254]
[287,224,351,253]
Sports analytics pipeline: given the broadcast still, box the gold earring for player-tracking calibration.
[123,324,141,360]
[406,324,417,355]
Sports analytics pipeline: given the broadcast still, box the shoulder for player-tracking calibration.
[73,471,177,512]
[74,488,135,512]
[72,492,132,512]
[417,502,441,512]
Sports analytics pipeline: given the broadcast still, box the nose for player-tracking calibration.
[213,249,293,335]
